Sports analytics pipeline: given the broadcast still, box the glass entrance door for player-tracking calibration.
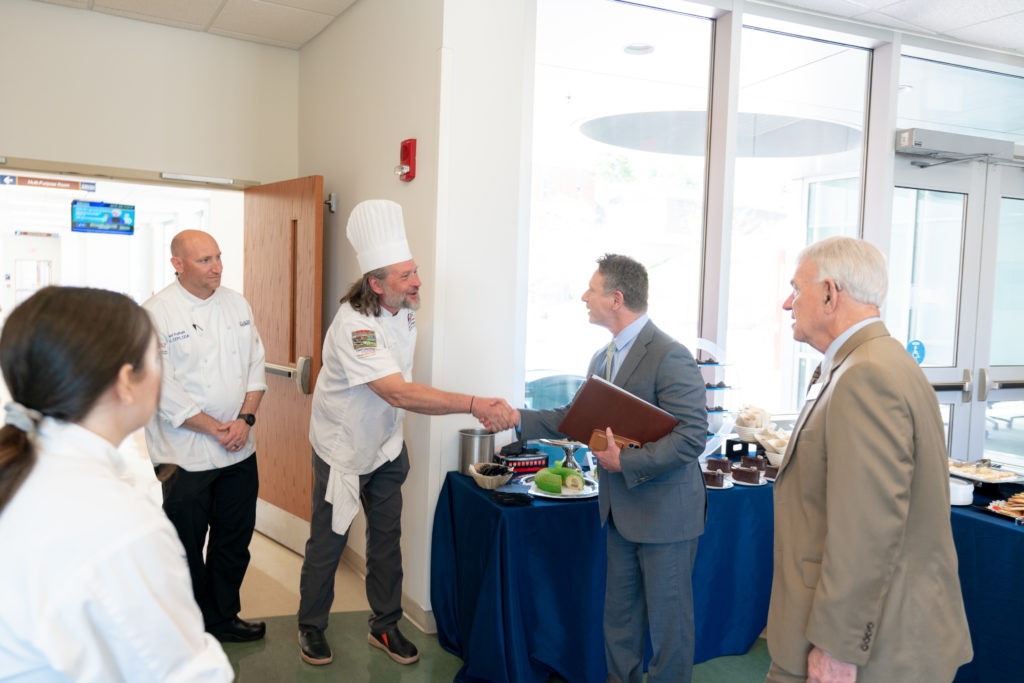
[889,155,1024,465]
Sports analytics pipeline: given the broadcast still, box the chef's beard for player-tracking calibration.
[382,285,420,311]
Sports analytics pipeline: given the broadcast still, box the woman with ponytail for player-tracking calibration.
[0,287,232,681]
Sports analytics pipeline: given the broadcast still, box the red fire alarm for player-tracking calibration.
[396,138,416,182]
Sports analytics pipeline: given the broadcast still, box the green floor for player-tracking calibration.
[222,612,771,682]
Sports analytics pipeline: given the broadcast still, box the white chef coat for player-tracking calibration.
[0,419,233,682]
[309,302,417,533]
[143,281,267,471]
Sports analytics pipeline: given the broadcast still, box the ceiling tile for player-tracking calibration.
[946,13,1024,54]
[877,0,1024,34]
[764,0,868,19]
[94,0,223,31]
[211,0,334,50]
[853,9,937,34]
[268,0,356,15]
[34,0,90,7]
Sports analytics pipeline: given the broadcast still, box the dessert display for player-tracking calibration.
[476,464,512,477]
[735,404,770,429]
[948,459,1022,482]
[741,455,767,472]
[703,470,725,487]
[731,466,762,485]
[533,466,586,494]
[987,492,1024,518]
[735,405,771,443]
[765,465,780,480]
[468,462,514,490]
[706,457,732,474]
[754,426,792,466]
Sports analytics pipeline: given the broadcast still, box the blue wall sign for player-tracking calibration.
[907,340,926,364]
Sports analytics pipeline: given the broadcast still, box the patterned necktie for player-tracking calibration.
[604,341,616,381]
[808,363,821,390]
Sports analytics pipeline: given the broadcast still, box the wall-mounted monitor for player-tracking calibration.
[71,200,135,235]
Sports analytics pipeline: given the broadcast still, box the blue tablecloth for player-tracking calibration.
[951,500,1024,682]
[430,471,774,683]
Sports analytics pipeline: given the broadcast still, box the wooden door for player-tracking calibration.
[244,176,323,521]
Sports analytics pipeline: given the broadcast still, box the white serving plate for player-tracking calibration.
[525,476,599,499]
[948,466,1024,485]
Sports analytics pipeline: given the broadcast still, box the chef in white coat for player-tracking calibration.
[296,199,515,667]
[143,230,267,643]
[0,286,232,682]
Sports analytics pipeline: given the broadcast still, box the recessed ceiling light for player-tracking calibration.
[898,84,914,92]
[624,43,654,56]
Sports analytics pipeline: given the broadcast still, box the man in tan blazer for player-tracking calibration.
[766,237,972,683]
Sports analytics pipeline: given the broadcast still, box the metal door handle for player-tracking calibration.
[931,369,972,403]
[265,356,311,395]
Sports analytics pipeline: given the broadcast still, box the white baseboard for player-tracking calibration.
[254,498,309,556]
[254,499,436,634]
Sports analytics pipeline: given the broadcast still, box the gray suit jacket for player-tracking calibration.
[767,321,972,681]
[520,320,707,544]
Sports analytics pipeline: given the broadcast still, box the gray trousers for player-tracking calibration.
[604,516,698,683]
[297,446,410,633]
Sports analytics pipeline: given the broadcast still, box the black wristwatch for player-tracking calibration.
[238,413,256,427]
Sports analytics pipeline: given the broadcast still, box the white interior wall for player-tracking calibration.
[0,0,299,184]
[298,0,532,618]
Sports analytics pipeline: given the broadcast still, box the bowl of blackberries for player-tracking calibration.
[468,462,514,490]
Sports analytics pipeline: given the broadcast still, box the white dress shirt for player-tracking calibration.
[0,419,233,682]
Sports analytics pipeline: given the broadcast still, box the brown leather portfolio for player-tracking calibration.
[557,375,677,451]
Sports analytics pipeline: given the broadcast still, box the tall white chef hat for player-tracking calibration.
[346,199,413,274]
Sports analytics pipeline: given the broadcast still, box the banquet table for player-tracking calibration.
[430,470,774,683]
[951,496,1024,683]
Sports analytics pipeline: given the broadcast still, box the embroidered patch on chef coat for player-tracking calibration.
[239,319,251,327]
[407,312,415,330]
[352,329,377,357]
[167,329,189,344]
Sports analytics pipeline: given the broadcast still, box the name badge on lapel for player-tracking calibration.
[806,382,823,401]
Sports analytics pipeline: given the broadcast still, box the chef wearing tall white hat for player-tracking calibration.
[297,199,515,667]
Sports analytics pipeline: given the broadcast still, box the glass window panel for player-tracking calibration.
[990,197,1024,366]
[985,401,1024,466]
[527,0,711,383]
[727,28,870,415]
[885,188,964,367]
[898,57,1024,143]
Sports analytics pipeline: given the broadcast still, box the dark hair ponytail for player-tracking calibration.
[0,287,154,514]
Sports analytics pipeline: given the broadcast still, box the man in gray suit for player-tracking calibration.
[510,254,707,683]
[767,237,972,682]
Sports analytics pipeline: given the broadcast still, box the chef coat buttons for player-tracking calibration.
[860,643,869,652]
[866,622,874,632]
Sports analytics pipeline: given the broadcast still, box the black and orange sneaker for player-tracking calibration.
[368,626,419,664]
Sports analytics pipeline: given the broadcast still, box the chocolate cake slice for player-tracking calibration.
[741,455,767,471]
[706,457,732,474]
[731,466,761,485]
[703,469,725,487]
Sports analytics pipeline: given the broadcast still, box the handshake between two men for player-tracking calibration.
[472,398,520,433]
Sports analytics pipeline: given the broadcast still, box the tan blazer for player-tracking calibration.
[767,322,972,682]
